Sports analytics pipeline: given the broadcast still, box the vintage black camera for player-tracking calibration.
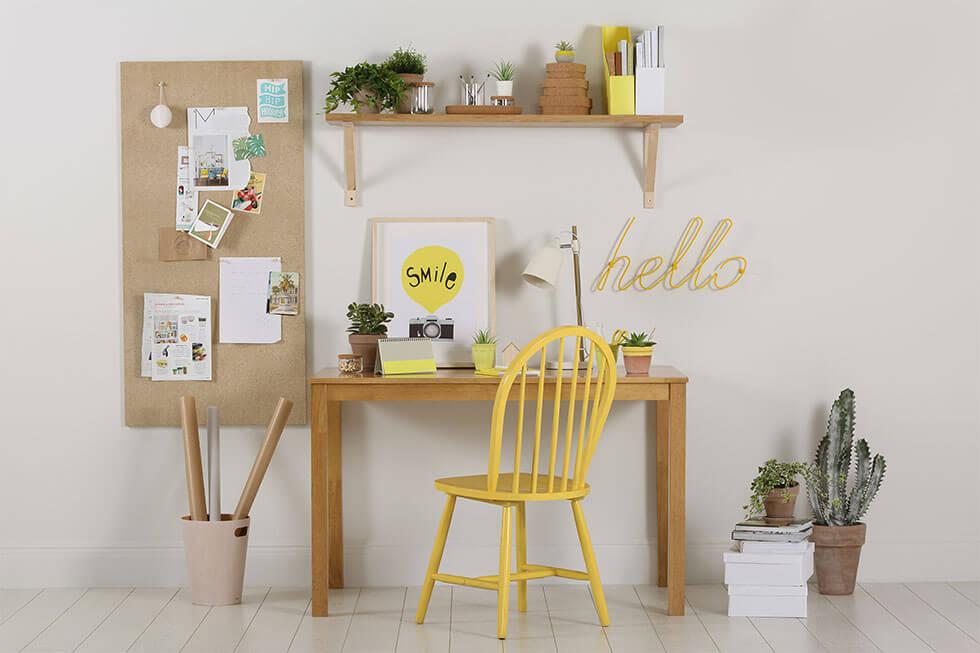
[409,315,454,340]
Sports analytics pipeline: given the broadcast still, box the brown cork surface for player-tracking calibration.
[121,61,307,426]
[542,78,589,89]
[538,106,591,115]
[538,96,593,108]
[546,62,587,75]
[542,86,591,97]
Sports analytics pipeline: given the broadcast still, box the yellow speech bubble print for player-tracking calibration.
[402,245,464,313]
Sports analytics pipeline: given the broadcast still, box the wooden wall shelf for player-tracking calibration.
[324,113,684,207]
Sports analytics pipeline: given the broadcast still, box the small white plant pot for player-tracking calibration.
[495,80,513,96]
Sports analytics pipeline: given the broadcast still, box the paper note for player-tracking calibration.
[231,172,265,214]
[176,146,198,230]
[141,293,212,381]
[219,257,282,344]
[188,107,252,191]
[257,78,288,123]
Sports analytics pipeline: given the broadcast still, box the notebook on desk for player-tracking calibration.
[377,338,437,375]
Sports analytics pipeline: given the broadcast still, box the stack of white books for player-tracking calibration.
[724,519,814,617]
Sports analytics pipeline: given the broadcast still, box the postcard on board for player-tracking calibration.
[188,200,235,248]
[231,172,265,214]
[267,272,299,315]
[257,78,288,123]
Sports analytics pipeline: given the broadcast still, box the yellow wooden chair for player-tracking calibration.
[415,325,618,639]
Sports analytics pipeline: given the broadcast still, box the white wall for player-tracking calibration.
[2,0,978,588]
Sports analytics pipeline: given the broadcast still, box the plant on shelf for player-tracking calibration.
[620,330,655,376]
[471,329,498,370]
[323,63,406,114]
[345,302,394,371]
[490,60,516,97]
[385,46,428,113]
[743,459,810,523]
[554,40,575,62]
[805,388,886,596]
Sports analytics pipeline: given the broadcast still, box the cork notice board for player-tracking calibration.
[121,61,306,426]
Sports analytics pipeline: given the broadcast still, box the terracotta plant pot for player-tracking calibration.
[763,483,800,524]
[471,343,496,370]
[622,345,653,376]
[353,90,380,114]
[396,73,422,113]
[349,334,383,372]
[811,523,866,595]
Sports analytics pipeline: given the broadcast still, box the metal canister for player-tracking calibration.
[411,82,434,114]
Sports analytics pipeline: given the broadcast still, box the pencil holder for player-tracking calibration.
[180,514,250,606]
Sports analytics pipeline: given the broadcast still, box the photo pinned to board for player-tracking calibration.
[233,134,266,160]
[188,107,251,191]
[188,200,235,248]
[232,172,265,214]
[267,272,299,316]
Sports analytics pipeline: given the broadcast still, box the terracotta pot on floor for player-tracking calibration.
[349,334,383,372]
[763,483,799,524]
[811,523,866,595]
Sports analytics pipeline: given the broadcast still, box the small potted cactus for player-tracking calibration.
[806,389,887,595]
[620,330,655,375]
[346,302,394,372]
[554,40,575,62]
[490,60,515,97]
[743,459,810,524]
[471,329,497,370]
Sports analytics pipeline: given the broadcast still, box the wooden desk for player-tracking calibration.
[309,366,688,617]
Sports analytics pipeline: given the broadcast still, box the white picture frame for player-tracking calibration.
[372,218,496,367]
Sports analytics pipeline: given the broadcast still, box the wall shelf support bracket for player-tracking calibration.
[643,125,660,208]
[343,122,358,206]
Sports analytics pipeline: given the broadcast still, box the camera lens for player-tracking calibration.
[423,322,442,339]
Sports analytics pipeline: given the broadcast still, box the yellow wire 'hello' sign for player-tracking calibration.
[596,216,747,292]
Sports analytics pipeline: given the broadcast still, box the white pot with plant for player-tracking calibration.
[491,60,515,97]
[554,40,575,63]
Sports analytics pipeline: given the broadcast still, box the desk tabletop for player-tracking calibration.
[310,366,687,385]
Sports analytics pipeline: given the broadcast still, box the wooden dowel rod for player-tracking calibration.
[179,396,207,521]
[207,406,220,522]
[233,398,293,520]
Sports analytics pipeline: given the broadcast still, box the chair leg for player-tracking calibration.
[416,495,456,624]
[515,502,527,612]
[497,504,513,639]
[571,500,610,626]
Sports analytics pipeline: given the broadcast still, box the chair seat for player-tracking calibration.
[434,473,591,502]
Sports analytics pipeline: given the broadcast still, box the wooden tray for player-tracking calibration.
[445,104,523,115]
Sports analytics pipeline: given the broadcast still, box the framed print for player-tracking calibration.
[372,218,496,367]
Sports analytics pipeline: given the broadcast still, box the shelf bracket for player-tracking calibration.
[343,122,358,206]
[643,125,660,208]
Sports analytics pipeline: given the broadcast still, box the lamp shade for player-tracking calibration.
[522,244,564,289]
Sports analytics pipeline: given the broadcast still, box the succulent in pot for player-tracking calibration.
[385,46,427,113]
[324,63,406,114]
[345,302,394,372]
[806,388,886,595]
[471,329,497,370]
[743,459,809,524]
[620,330,655,375]
[554,40,575,63]
[490,60,515,97]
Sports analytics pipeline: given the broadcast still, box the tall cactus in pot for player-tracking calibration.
[806,388,887,594]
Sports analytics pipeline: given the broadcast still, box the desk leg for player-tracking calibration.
[655,399,669,588]
[667,383,686,616]
[312,393,342,617]
[327,401,344,590]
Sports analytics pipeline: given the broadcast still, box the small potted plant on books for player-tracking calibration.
[806,388,886,595]
[324,62,406,114]
[346,302,394,372]
[471,329,497,370]
[384,46,427,113]
[490,61,515,97]
[621,330,655,375]
[554,40,575,62]
[743,459,810,525]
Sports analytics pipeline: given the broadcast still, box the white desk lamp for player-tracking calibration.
[522,226,586,363]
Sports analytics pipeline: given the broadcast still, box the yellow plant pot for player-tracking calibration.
[622,345,653,376]
[472,344,496,370]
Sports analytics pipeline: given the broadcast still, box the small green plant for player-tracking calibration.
[345,302,394,335]
[743,459,810,518]
[806,389,887,526]
[555,40,574,51]
[622,331,656,347]
[384,46,427,75]
[490,61,516,81]
[323,63,406,113]
[472,329,497,345]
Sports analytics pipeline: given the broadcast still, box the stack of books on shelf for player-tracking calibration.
[724,518,814,617]
[538,63,591,115]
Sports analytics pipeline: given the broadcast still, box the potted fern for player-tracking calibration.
[554,40,575,63]
[324,63,406,114]
[471,329,497,370]
[491,61,515,97]
[385,46,427,113]
[806,389,886,595]
[346,302,394,372]
[621,330,655,375]
[743,459,809,524]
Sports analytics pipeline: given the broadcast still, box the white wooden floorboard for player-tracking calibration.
[396,586,452,653]
[73,588,176,653]
[287,587,359,653]
[634,585,715,653]
[452,586,547,623]
[951,583,980,607]
[905,582,980,643]
[235,587,310,652]
[180,587,269,653]
[749,617,826,652]
[21,588,131,652]
[800,592,879,652]
[341,587,406,653]
[824,585,932,653]
[598,585,665,653]
[0,588,85,652]
[684,585,771,653]
[862,583,980,652]
[127,588,210,653]
[0,589,41,626]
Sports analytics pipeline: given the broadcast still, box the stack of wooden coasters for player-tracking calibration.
[539,62,591,115]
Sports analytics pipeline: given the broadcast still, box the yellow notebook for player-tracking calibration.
[378,338,437,375]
